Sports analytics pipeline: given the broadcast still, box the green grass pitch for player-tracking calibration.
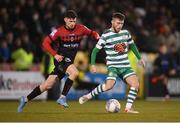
[0,100,180,122]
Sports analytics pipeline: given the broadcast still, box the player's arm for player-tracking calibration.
[129,43,145,68]
[129,43,141,60]
[126,31,141,60]
[42,28,63,62]
[127,31,145,67]
[90,31,100,40]
[90,47,100,73]
[81,25,100,40]
[42,36,57,56]
[91,47,100,65]
[90,37,106,73]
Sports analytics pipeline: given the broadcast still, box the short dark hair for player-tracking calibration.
[112,12,125,20]
[64,10,78,18]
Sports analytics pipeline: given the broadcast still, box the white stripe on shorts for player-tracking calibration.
[106,76,116,80]
[123,72,135,80]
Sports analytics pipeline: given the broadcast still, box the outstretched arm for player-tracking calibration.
[81,25,100,40]
[129,43,141,60]
[90,34,106,72]
[129,43,145,67]
[91,47,100,65]
[90,31,100,40]
[90,47,100,73]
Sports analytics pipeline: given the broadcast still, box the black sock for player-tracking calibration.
[58,72,65,80]
[62,78,73,96]
[27,86,42,101]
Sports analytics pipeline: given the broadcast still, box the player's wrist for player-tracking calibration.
[54,54,58,58]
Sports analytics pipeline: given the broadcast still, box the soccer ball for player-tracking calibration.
[105,99,121,113]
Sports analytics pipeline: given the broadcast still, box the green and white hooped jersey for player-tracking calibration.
[96,29,134,69]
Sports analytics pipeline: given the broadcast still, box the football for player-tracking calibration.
[105,99,121,113]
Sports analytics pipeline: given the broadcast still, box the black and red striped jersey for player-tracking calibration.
[42,24,99,62]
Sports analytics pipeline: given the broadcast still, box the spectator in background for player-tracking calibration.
[21,32,34,55]
[0,39,11,70]
[11,38,34,71]
[0,40,10,63]
[157,24,177,49]
[0,0,180,67]
[153,43,177,100]
[5,31,14,53]
[169,43,180,73]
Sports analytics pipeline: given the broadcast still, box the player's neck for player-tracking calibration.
[64,25,76,31]
[111,27,120,33]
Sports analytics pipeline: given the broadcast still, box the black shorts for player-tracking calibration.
[50,57,73,79]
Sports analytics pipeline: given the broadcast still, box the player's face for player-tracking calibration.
[160,45,167,54]
[112,18,124,33]
[64,17,77,29]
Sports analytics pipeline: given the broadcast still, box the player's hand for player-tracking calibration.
[54,54,64,62]
[90,65,97,73]
[138,58,145,68]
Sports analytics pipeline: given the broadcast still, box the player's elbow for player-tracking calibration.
[42,37,49,48]
[92,31,100,40]
[43,36,52,48]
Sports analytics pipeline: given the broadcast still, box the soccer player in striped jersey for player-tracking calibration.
[79,12,145,113]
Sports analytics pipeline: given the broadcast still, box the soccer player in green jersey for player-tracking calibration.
[79,12,145,113]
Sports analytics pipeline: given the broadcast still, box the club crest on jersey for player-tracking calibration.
[65,57,71,62]
[114,43,126,54]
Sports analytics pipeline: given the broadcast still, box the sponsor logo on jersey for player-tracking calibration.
[114,43,127,54]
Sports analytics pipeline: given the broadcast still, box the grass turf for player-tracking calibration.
[0,100,180,122]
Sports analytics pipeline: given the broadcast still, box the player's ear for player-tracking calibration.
[111,20,113,25]
[64,17,67,23]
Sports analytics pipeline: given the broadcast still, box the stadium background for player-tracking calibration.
[0,0,180,122]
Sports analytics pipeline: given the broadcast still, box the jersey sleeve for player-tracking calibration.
[43,28,59,56]
[126,31,134,45]
[81,25,91,34]
[127,30,141,60]
[42,36,57,56]
[81,25,100,40]
[96,36,106,49]
[91,47,100,65]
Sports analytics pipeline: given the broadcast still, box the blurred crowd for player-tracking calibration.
[0,0,180,72]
